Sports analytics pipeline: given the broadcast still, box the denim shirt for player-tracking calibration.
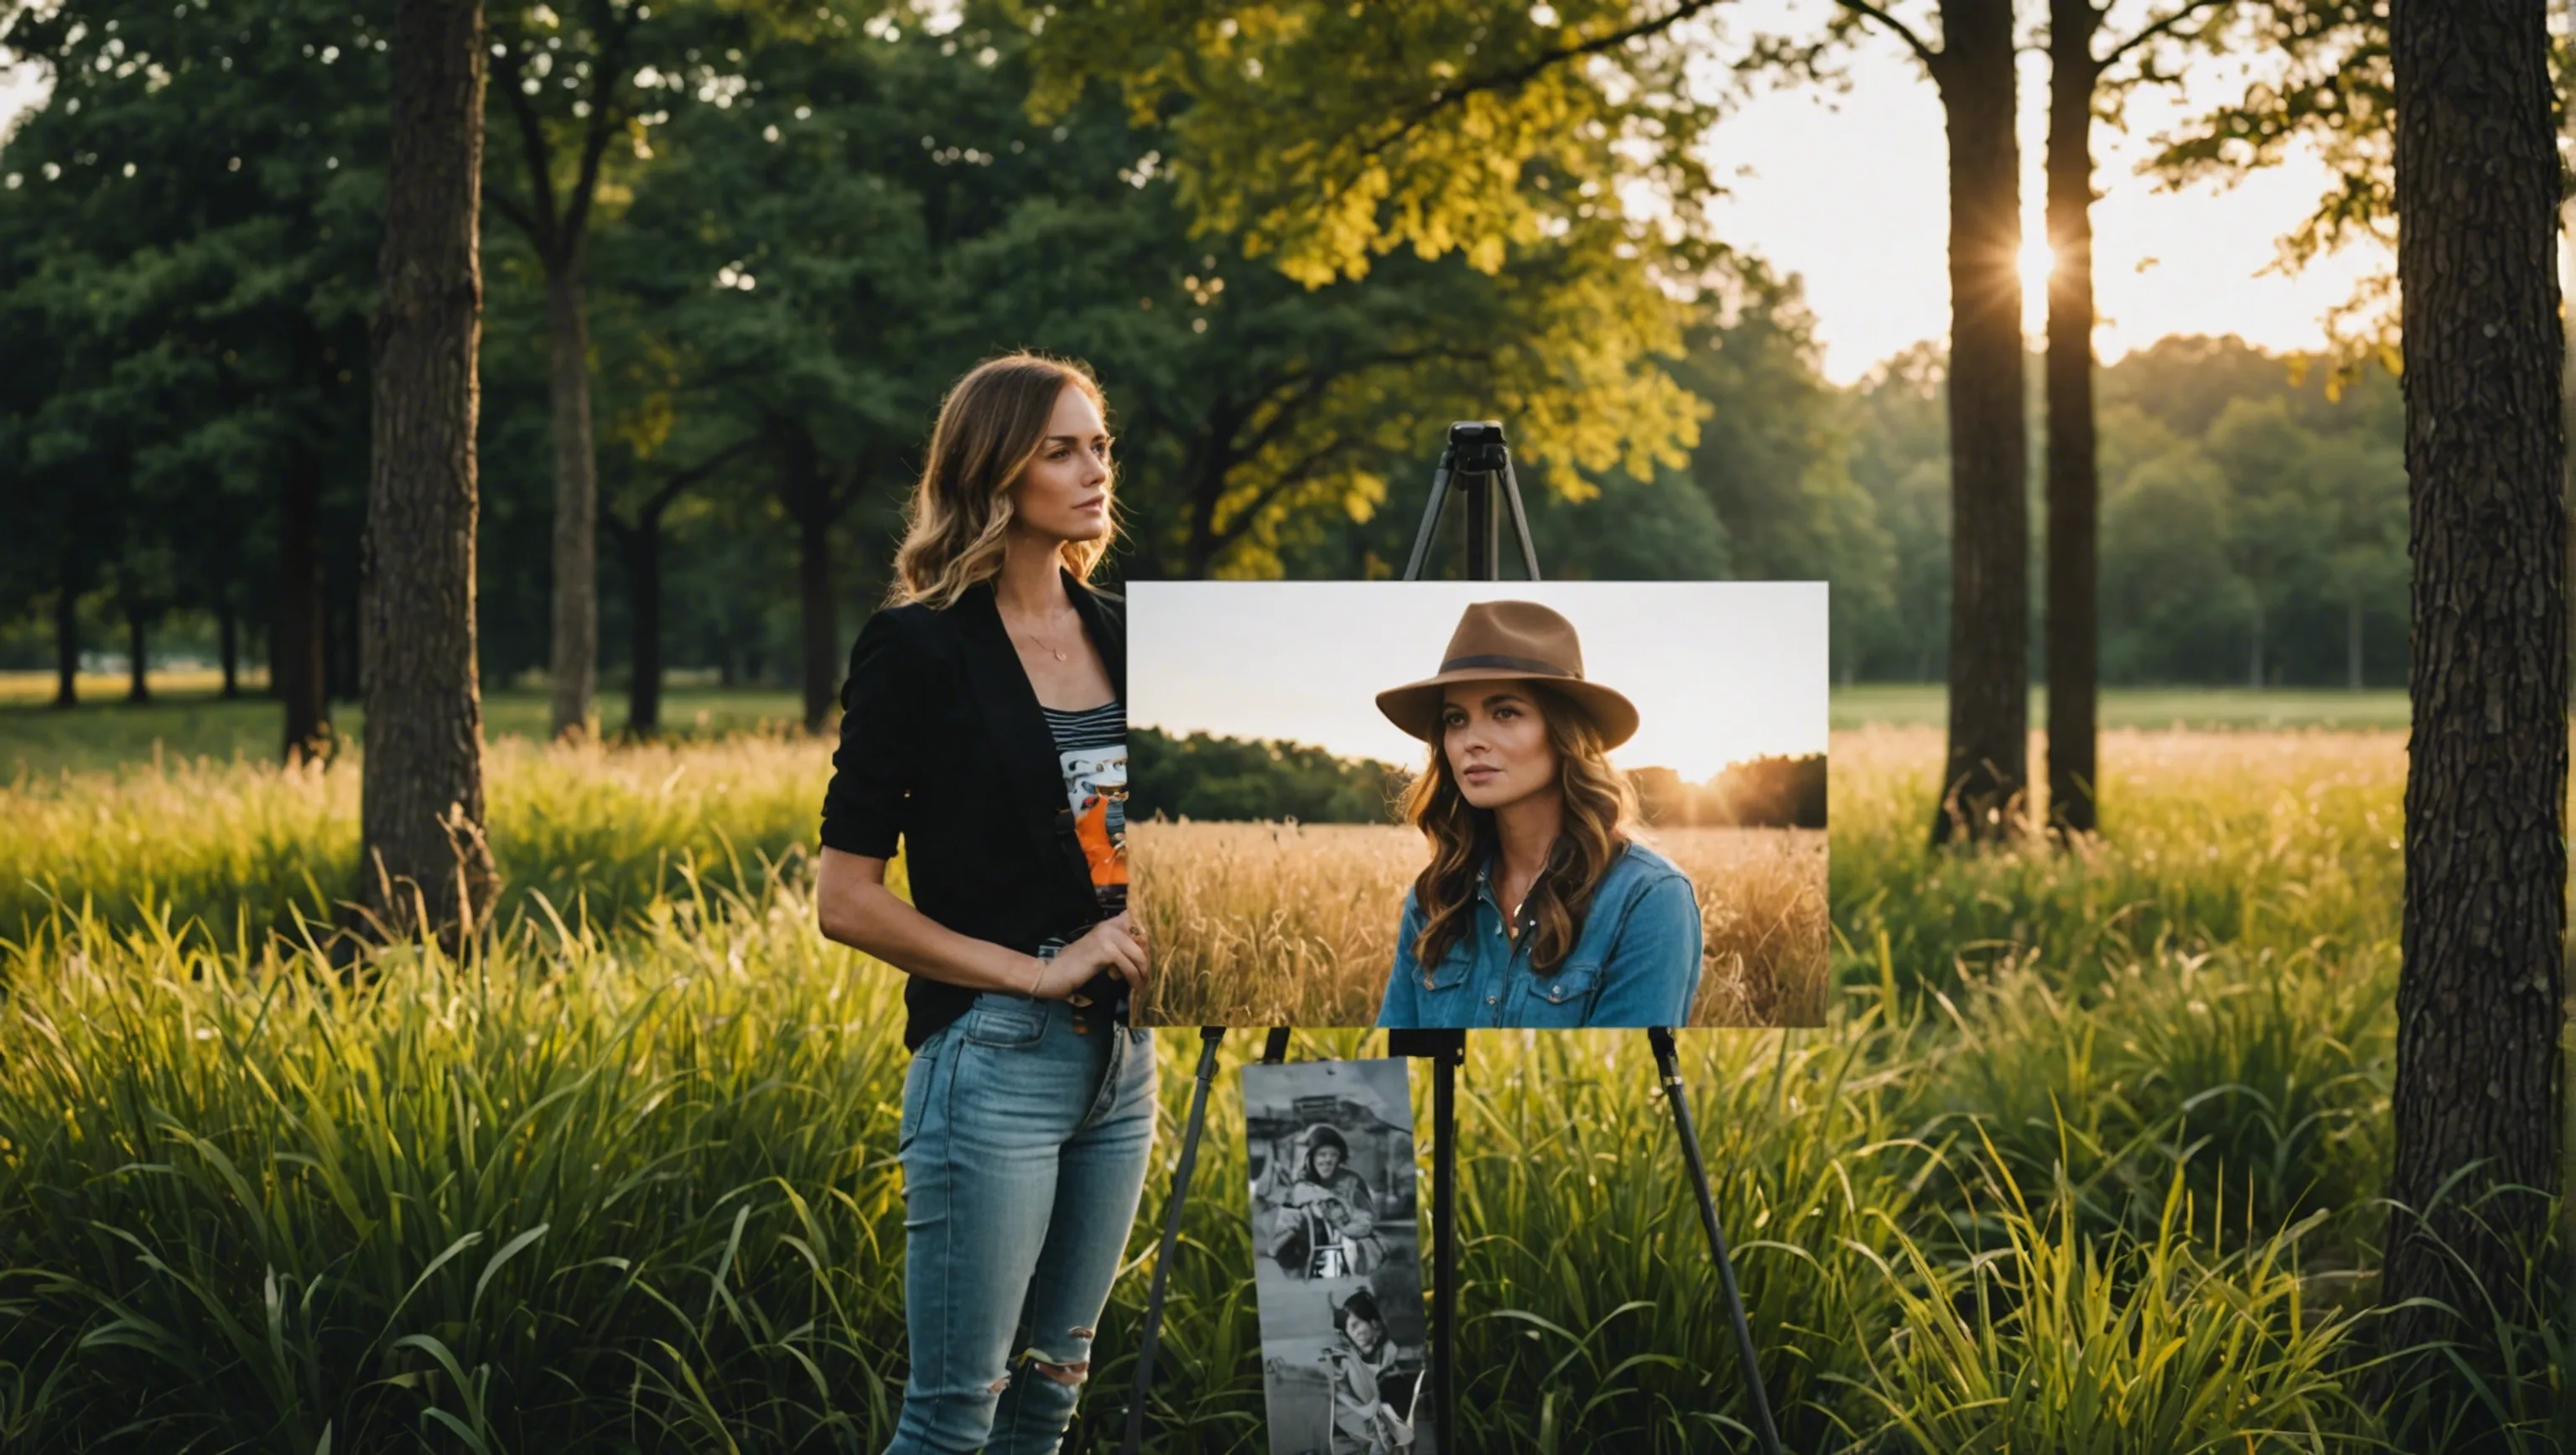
[1375,840,1703,1029]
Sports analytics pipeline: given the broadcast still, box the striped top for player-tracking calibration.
[1040,699,1124,754]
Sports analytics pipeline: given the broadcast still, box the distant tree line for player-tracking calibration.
[1128,728,1404,825]
[1836,334,2407,691]
[1132,726,1824,829]
[1630,755,1826,830]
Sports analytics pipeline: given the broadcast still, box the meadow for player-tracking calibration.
[1130,823,1827,1029]
[0,673,816,779]
[0,689,2559,1452]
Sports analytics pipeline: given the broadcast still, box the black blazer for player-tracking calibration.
[818,568,1125,1049]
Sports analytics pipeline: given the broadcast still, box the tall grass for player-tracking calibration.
[1131,823,1827,1028]
[0,720,2552,1450]
[0,735,830,944]
[1835,1142,2381,1452]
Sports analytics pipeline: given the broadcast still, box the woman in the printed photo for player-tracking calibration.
[1259,1123,1386,1278]
[815,352,1152,1454]
[1373,600,1703,1030]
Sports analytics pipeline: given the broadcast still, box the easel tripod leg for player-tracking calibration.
[1119,1026,1225,1455]
[1648,1027,1783,1455]
[1428,1048,1458,1452]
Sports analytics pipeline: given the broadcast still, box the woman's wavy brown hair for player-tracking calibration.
[888,353,1118,608]
[1401,680,1639,978]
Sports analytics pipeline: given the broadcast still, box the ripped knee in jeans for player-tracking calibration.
[1021,1328,1097,1387]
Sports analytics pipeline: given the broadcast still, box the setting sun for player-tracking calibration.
[2018,235,2056,289]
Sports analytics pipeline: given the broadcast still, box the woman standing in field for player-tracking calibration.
[1372,600,1702,1030]
[814,353,1153,1454]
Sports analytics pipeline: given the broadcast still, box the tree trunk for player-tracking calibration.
[51,573,78,709]
[1183,465,1224,579]
[327,556,361,704]
[219,601,240,698]
[2382,0,2566,1429]
[2347,594,2362,692]
[798,502,837,734]
[276,443,332,761]
[362,0,497,942]
[2043,0,2101,836]
[1928,0,2029,847]
[622,518,663,735]
[773,424,852,735]
[2248,591,2264,689]
[546,262,600,741]
[124,600,150,704]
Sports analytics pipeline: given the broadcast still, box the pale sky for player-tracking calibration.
[1129,582,1829,783]
[0,4,2417,386]
[1696,4,2387,382]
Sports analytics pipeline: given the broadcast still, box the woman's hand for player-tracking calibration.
[1034,912,1150,1000]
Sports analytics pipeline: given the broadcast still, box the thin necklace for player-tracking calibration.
[1013,610,1081,663]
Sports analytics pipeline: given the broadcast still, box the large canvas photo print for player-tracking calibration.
[1130,581,1830,1029]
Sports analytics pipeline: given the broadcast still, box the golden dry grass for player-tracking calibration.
[1129,820,1827,1028]
[0,668,267,704]
[0,733,833,936]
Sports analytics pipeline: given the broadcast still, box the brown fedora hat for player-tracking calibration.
[1374,600,1640,750]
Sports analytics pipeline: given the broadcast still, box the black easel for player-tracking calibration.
[1121,424,1781,1455]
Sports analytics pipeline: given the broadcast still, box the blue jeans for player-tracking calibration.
[886,993,1158,1454]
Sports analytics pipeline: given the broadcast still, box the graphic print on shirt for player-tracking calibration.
[1061,744,1128,914]
[1041,699,1127,920]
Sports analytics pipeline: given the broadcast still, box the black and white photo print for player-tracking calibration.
[1244,1058,1432,1455]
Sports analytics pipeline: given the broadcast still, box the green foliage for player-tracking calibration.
[1839,336,2409,689]
[1129,725,1403,824]
[1701,752,1827,829]
[1030,0,1728,291]
[0,0,387,667]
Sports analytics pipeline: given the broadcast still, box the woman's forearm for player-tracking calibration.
[819,876,1046,996]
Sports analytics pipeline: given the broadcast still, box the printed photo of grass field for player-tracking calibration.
[1131,822,1827,1028]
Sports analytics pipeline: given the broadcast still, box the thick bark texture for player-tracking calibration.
[361,0,496,940]
[276,443,332,761]
[2043,0,2101,835]
[546,264,599,740]
[1928,0,2029,846]
[50,574,78,709]
[2384,0,2566,1424]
